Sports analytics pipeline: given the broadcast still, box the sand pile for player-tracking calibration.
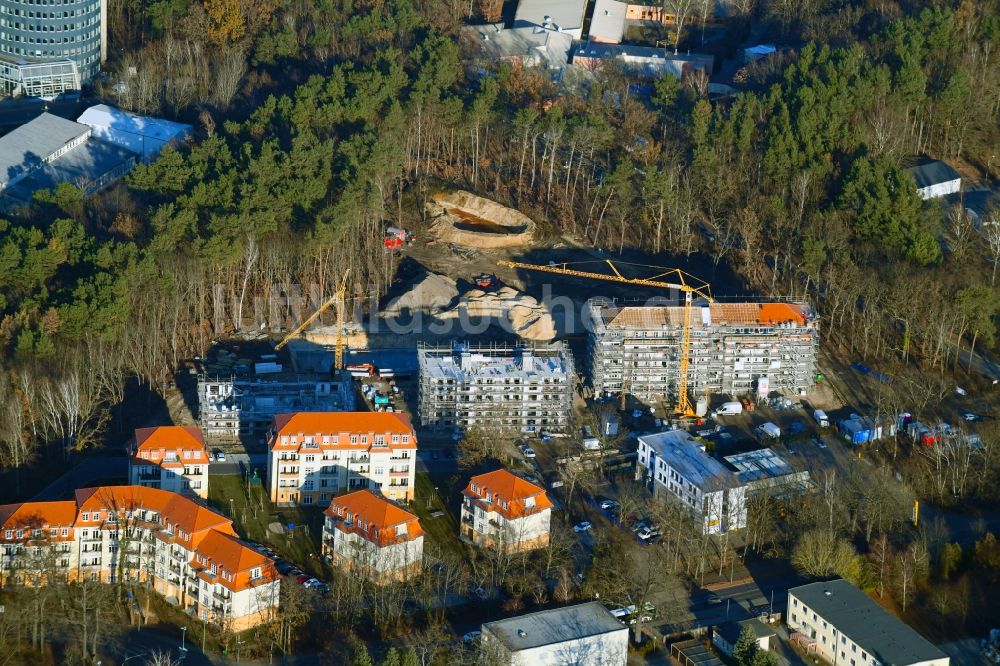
[383,271,459,315]
[426,190,535,249]
[459,287,556,340]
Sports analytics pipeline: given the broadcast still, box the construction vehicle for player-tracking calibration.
[384,226,411,249]
[474,273,498,289]
[275,270,352,371]
[346,363,377,378]
[496,259,713,417]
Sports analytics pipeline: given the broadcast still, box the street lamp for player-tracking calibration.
[181,626,187,651]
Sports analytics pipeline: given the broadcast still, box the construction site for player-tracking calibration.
[416,341,575,433]
[586,300,819,406]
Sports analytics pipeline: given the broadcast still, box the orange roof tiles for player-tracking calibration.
[464,469,553,520]
[270,412,416,451]
[193,530,278,592]
[0,500,78,531]
[74,486,232,540]
[325,489,423,545]
[133,426,209,465]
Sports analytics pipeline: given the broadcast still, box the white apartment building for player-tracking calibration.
[322,489,424,583]
[636,430,746,534]
[129,426,210,498]
[417,342,574,435]
[461,469,552,552]
[481,602,628,666]
[266,412,417,506]
[0,486,279,631]
[787,580,949,666]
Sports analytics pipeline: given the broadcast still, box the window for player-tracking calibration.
[82,512,90,522]
[3,530,11,539]
[250,567,261,579]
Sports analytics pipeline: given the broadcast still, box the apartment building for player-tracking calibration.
[460,469,552,552]
[129,426,210,499]
[322,489,424,583]
[0,486,279,631]
[587,301,818,403]
[417,342,574,434]
[636,430,746,534]
[266,412,417,506]
[787,580,949,666]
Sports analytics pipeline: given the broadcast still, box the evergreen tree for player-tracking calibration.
[732,624,759,666]
[353,644,375,666]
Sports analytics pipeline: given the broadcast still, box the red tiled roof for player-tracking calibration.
[269,412,416,451]
[464,469,552,520]
[0,500,78,530]
[133,426,209,464]
[324,489,423,546]
[193,530,278,592]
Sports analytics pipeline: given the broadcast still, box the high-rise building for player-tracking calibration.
[0,0,106,96]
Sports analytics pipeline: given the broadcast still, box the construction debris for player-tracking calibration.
[426,190,535,248]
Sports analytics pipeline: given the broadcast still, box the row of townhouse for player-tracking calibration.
[0,485,279,631]
[319,469,553,583]
[265,412,417,506]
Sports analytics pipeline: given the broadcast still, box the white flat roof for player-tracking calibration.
[639,430,736,490]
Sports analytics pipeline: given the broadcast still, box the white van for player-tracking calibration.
[711,401,743,417]
[813,409,829,428]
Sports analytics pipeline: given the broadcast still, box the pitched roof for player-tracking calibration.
[324,489,424,545]
[790,579,948,665]
[269,412,416,451]
[0,500,79,530]
[74,486,231,538]
[134,426,207,452]
[0,113,90,189]
[465,469,553,519]
[905,159,961,189]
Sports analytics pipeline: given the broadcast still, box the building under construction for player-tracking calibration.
[586,301,818,403]
[417,342,574,434]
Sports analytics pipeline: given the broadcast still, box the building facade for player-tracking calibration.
[481,602,629,666]
[129,426,210,499]
[0,486,279,631]
[637,430,746,534]
[787,580,949,666]
[461,469,552,552]
[587,301,818,404]
[417,342,574,434]
[0,0,105,95]
[266,412,417,506]
[198,371,355,443]
[322,489,423,583]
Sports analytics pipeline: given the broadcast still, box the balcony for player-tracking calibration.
[278,468,299,476]
[213,590,232,602]
[389,470,410,477]
[138,470,162,481]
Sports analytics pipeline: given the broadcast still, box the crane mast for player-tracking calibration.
[497,259,713,417]
[275,269,352,371]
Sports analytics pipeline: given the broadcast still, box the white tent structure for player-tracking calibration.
[77,104,192,164]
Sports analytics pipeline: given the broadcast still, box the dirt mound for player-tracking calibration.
[383,271,459,315]
[426,190,535,248]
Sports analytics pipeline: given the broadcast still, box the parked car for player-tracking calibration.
[462,631,482,644]
[519,445,536,459]
[963,412,982,422]
[275,561,294,575]
[213,449,226,462]
[295,574,310,584]
[599,499,619,511]
[289,568,304,578]
[705,593,723,606]
[812,435,827,449]
[573,521,592,533]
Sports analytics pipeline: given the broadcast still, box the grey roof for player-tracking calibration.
[714,619,775,646]
[572,42,715,74]
[790,580,948,665]
[77,104,192,143]
[513,0,588,33]
[482,602,626,652]
[0,113,89,189]
[588,0,626,43]
[463,26,572,68]
[905,159,961,189]
[3,138,135,203]
[639,430,737,490]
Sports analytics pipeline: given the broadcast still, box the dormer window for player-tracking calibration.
[250,567,261,580]
[525,496,536,508]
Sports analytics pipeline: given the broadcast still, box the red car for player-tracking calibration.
[295,574,310,584]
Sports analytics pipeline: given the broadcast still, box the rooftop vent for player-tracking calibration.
[517,629,527,637]
[824,590,832,596]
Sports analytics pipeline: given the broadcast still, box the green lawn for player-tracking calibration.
[412,471,464,556]
[207,474,325,575]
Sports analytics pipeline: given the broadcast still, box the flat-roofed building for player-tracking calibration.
[417,342,574,435]
[512,0,588,38]
[787,579,949,666]
[461,469,552,552]
[0,112,137,208]
[905,159,961,200]
[322,489,423,582]
[77,105,192,164]
[129,426,210,498]
[572,42,714,78]
[266,412,417,506]
[723,448,811,497]
[0,486,279,631]
[587,301,818,404]
[637,430,745,534]
[481,601,628,665]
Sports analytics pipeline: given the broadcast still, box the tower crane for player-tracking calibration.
[275,269,352,370]
[496,259,713,417]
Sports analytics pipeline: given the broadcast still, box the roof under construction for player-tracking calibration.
[593,302,814,330]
